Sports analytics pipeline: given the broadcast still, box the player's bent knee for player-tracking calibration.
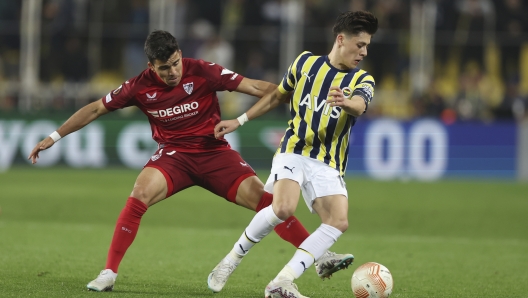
[130,187,164,207]
[236,176,265,209]
[272,204,295,220]
[325,218,348,233]
[130,188,150,204]
[336,220,349,233]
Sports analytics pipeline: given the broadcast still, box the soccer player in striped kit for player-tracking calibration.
[210,11,378,298]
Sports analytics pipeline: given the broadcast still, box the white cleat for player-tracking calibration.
[315,251,354,279]
[87,269,117,292]
[207,258,239,293]
[265,278,309,298]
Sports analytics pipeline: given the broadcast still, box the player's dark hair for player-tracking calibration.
[144,30,180,64]
[333,11,378,38]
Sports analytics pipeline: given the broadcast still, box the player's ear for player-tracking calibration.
[336,34,344,47]
[147,62,154,71]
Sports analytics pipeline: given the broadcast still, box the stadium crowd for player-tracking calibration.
[0,0,527,121]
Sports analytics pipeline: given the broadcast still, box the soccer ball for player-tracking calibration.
[351,262,393,298]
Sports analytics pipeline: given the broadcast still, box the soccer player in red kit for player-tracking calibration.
[28,30,352,293]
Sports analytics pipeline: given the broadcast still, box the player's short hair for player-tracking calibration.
[144,30,180,64]
[333,11,378,37]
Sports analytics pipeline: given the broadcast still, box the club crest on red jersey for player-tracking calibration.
[183,82,193,95]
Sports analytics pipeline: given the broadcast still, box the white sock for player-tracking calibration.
[285,224,342,278]
[225,249,244,265]
[273,265,297,283]
[233,206,283,256]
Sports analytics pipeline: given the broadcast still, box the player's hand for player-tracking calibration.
[326,86,348,107]
[214,119,240,139]
[27,137,55,164]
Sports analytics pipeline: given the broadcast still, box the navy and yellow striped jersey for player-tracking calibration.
[276,51,375,176]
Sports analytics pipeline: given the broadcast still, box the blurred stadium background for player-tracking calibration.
[1,0,528,180]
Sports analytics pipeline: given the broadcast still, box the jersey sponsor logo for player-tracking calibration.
[113,85,123,95]
[146,92,157,101]
[183,82,193,95]
[342,87,352,99]
[299,94,342,118]
[147,101,199,118]
[302,71,314,82]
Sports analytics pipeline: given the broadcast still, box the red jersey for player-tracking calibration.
[102,58,244,153]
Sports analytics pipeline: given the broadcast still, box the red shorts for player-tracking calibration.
[144,146,256,203]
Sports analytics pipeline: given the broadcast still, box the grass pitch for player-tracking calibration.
[1,168,527,297]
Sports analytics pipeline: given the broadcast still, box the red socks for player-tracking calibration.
[104,193,308,272]
[105,197,148,272]
[256,192,310,248]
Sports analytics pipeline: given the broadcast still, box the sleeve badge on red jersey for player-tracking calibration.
[221,68,234,75]
[112,85,123,95]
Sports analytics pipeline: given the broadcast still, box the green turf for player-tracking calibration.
[1,168,527,297]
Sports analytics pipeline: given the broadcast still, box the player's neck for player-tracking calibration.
[327,49,350,71]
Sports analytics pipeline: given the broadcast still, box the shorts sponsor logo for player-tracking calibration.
[284,166,295,173]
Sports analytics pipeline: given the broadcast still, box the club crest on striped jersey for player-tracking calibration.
[183,82,193,95]
[342,87,352,99]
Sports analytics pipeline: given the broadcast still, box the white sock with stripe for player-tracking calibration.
[232,205,283,258]
[276,223,342,280]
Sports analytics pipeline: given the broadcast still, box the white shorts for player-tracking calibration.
[264,153,348,213]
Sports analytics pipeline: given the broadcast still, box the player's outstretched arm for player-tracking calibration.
[235,78,278,99]
[214,87,289,139]
[27,99,110,164]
